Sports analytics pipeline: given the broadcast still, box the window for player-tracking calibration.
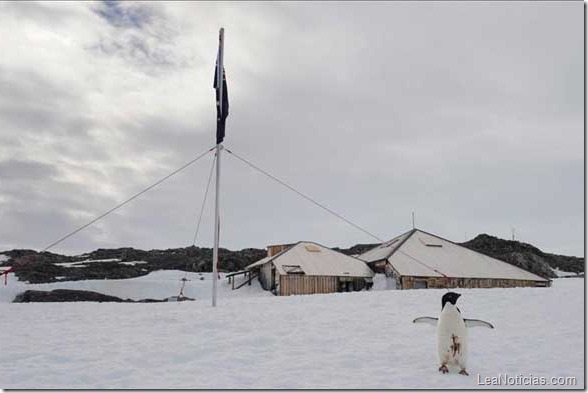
[413,280,428,289]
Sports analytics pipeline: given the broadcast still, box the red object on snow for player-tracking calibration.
[1,255,33,286]
[1,266,15,285]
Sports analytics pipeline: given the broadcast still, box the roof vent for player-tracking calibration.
[419,237,443,247]
[304,244,321,252]
[283,265,305,274]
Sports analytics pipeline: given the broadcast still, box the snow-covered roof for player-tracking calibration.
[357,229,414,263]
[244,256,272,270]
[246,242,374,278]
[386,229,548,281]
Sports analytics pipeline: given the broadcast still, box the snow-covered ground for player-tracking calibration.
[0,273,583,389]
[552,268,580,278]
[0,270,270,303]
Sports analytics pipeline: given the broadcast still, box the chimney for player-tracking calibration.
[267,243,295,257]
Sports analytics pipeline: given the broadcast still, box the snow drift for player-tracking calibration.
[0,272,583,389]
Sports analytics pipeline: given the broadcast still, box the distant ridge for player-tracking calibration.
[0,234,583,283]
[460,234,583,279]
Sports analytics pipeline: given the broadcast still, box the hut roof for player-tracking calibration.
[246,241,374,278]
[244,256,272,270]
[359,229,549,282]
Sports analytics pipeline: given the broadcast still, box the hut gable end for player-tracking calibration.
[357,229,416,264]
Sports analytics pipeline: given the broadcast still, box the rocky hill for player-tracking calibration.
[460,234,583,279]
[333,243,379,256]
[1,246,266,284]
[0,234,583,283]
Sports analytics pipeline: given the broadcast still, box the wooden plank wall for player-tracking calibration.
[400,276,550,289]
[279,275,338,296]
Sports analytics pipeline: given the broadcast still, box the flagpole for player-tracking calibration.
[212,143,221,307]
[212,28,224,307]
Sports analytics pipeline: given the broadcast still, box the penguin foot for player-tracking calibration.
[459,369,469,376]
[438,365,449,374]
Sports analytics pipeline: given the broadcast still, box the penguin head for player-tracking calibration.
[441,292,461,309]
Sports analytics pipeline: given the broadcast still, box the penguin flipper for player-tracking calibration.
[464,318,494,329]
[412,316,438,326]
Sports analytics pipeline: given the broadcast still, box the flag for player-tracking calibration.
[214,57,229,144]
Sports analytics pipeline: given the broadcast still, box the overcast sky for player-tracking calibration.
[0,1,583,256]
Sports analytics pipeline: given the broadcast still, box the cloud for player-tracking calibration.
[0,159,58,181]
[91,2,190,72]
[0,2,582,256]
[95,0,152,29]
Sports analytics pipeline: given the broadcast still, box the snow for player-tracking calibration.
[0,270,270,303]
[80,258,120,263]
[552,268,578,278]
[0,253,8,262]
[54,262,85,268]
[371,272,397,290]
[54,258,123,268]
[0,274,583,389]
[120,261,148,266]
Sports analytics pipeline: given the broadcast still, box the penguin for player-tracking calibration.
[436,292,468,375]
[413,292,494,376]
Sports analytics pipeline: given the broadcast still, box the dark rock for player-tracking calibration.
[13,260,66,284]
[136,298,168,303]
[162,296,196,302]
[12,289,194,303]
[334,243,379,256]
[1,249,82,267]
[13,289,129,303]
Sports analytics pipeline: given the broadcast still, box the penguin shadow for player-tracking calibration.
[412,291,494,376]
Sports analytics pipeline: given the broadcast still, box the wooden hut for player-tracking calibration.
[245,241,374,296]
[358,229,550,289]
